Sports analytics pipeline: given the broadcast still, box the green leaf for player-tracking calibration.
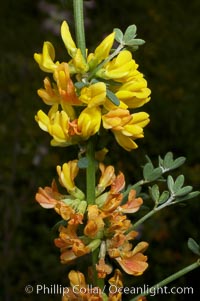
[170,156,186,170]
[167,175,174,193]
[148,167,163,181]
[78,157,88,169]
[158,190,170,204]
[124,25,137,43]
[163,152,174,168]
[174,186,193,197]
[175,191,200,203]
[173,175,185,192]
[125,39,145,46]
[74,81,87,90]
[114,28,124,43]
[149,184,160,203]
[143,162,154,180]
[106,89,120,106]
[143,163,162,181]
[158,155,164,167]
[188,238,200,256]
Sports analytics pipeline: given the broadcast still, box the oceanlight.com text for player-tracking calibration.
[25,283,194,297]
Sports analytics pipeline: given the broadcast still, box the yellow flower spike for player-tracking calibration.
[88,32,115,68]
[79,82,107,108]
[57,160,79,193]
[78,106,101,139]
[61,21,77,58]
[34,41,59,73]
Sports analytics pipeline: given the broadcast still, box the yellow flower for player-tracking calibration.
[102,108,150,151]
[61,21,77,57]
[79,82,107,108]
[56,160,83,198]
[87,32,115,69]
[34,41,59,72]
[78,106,101,139]
[115,77,151,109]
[97,50,138,82]
[35,105,72,146]
[61,21,88,74]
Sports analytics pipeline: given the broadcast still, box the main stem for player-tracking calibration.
[86,138,96,205]
[73,0,102,287]
[73,0,86,59]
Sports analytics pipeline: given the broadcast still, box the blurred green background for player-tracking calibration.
[0,0,200,300]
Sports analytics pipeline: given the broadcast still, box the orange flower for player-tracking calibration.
[96,258,112,278]
[35,180,60,208]
[115,242,149,276]
[54,62,81,105]
[119,189,143,214]
[62,270,104,301]
[84,205,104,239]
[54,202,74,220]
[54,225,90,264]
[37,77,60,105]
[108,269,123,301]
[96,163,116,195]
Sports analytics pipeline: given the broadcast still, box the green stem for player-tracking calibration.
[123,179,147,199]
[88,44,124,80]
[129,259,200,301]
[73,0,86,59]
[86,138,96,205]
[73,0,103,289]
[131,209,156,230]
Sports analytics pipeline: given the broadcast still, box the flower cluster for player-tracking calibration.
[62,269,124,301]
[34,21,151,150]
[36,161,148,292]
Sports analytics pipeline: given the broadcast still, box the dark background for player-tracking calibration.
[0,0,200,300]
